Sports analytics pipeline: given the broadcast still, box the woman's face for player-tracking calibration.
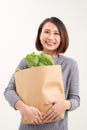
[40,22,61,55]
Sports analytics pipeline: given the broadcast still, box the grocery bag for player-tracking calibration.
[15,65,65,124]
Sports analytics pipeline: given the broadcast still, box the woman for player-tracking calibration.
[4,17,80,130]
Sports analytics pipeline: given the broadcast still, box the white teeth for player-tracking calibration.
[46,41,55,44]
[48,43,53,44]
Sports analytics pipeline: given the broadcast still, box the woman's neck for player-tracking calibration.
[43,50,58,58]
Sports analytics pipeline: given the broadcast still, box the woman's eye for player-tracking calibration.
[44,31,49,33]
[54,32,60,35]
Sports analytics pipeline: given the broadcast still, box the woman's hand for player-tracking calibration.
[15,100,42,124]
[22,105,42,124]
[42,100,71,123]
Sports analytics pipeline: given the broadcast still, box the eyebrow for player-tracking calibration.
[43,29,59,33]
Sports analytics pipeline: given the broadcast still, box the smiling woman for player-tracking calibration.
[4,17,80,130]
[35,17,69,57]
[40,22,61,56]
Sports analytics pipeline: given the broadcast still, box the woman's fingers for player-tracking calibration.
[42,108,58,122]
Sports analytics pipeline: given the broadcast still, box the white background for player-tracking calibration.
[0,0,87,129]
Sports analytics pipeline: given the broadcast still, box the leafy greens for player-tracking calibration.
[25,52,55,67]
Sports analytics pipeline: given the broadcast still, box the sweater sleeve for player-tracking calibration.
[68,60,80,111]
[4,58,28,109]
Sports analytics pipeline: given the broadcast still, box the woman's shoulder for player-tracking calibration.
[16,58,28,70]
[58,54,78,68]
[60,54,77,63]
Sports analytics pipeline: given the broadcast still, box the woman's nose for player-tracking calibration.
[48,33,54,39]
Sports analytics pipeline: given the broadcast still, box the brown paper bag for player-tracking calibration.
[15,65,65,124]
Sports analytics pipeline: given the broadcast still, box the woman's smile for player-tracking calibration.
[45,40,56,46]
[40,22,61,54]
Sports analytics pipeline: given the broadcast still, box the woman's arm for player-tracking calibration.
[4,58,27,109]
[68,60,80,111]
[42,59,80,122]
[4,74,21,108]
[4,58,42,124]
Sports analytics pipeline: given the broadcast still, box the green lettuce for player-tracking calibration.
[25,52,55,67]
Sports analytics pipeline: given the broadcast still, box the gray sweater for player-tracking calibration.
[4,54,80,130]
